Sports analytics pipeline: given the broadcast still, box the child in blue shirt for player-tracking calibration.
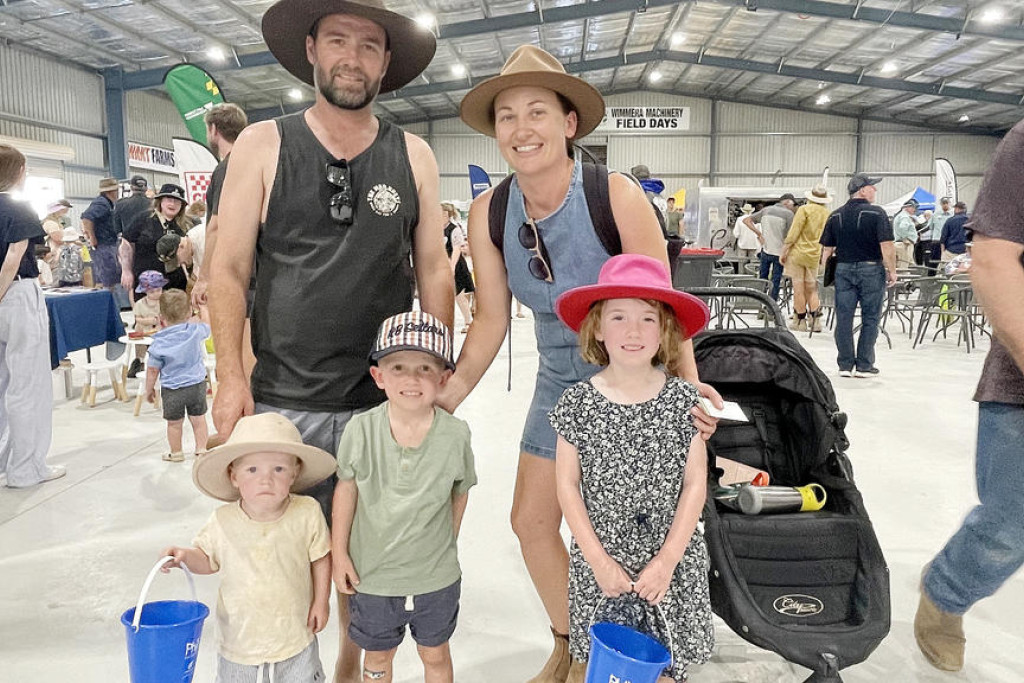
[145,288,209,462]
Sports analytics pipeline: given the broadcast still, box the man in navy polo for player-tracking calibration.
[81,177,122,291]
[820,173,898,378]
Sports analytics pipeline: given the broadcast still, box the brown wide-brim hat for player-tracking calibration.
[193,413,337,502]
[460,45,606,138]
[262,0,436,93]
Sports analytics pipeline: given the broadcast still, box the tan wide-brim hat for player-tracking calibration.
[460,44,606,138]
[805,184,833,204]
[98,177,119,192]
[193,413,337,502]
[262,0,436,93]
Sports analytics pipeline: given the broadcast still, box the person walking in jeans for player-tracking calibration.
[820,173,897,378]
[915,117,1024,673]
[743,193,795,301]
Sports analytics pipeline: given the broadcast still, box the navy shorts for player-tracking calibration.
[348,580,461,651]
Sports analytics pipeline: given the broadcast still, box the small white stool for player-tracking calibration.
[80,355,129,407]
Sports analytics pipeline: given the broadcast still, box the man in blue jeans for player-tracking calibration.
[916,117,1024,672]
[743,193,795,301]
[820,173,897,377]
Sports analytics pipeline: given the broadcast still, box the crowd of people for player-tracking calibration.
[1,0,1022,681]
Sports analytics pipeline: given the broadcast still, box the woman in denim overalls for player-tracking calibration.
[439,45,721,682]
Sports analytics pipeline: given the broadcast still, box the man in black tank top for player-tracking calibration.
[207,3,451,680]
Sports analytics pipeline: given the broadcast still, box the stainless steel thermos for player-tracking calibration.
[737,483,827,515]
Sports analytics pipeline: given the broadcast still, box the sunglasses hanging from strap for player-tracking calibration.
[326,159,354,227]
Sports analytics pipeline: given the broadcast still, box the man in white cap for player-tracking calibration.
[207,2,452,680]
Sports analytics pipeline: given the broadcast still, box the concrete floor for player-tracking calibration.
[1,309,1021,683]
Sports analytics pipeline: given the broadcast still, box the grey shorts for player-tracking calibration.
[348,580,461,651]
[216,636,324,683]
[254,402,366,522]
[161,381,208,421]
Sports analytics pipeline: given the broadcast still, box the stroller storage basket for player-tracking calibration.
[694,320,890,682]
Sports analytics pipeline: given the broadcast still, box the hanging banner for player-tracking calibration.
[127,141,176,173]
[172,137,219,205]
[933,158,957,204]
[468,164,492,199]
[163,64,226,145]
[594,106,690,134]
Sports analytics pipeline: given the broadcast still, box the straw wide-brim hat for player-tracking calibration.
[193,413,337,502]
[555,254,710,340]
[262,0,436,93]
[460,45,606,138]
[805,184,833,204]
[98,177,119,192]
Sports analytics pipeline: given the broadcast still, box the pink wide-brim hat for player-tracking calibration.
[555,254,710,339]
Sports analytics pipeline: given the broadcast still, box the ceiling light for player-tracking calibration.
[288,88,303,101]
[451,63,466,77]
[207,46,225,62]
[415,13,436,29]
[978,7,1004,24]
[958,114,970,123]
[881,61,898,74]
[670,32,686,47]
[816,94,831,106]
[649,71,663,83]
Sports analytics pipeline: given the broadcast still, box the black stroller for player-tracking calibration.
[689,288,890,682]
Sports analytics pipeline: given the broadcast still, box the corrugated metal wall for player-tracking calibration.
[0,43,108,204]
[125,91,190,147]
[426,94,1000,211]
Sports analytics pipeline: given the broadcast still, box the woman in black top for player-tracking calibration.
[122,184,190,292]
[443,203,474,332]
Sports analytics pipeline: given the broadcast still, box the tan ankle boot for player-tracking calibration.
[527,628,571,683]
[565,659,586,683]
[914,590,965,671]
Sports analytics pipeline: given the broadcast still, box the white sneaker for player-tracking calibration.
[839,370,853,378]
[1,465,66,488]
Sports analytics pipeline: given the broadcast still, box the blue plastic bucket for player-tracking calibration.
[120,557,210,683]
[585,622,672,683]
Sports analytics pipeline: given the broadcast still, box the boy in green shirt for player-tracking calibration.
[332,311,476,683]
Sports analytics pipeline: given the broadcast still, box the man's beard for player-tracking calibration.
[314,63,381,110]
[209,137,221,159]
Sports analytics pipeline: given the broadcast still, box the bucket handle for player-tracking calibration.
[588,590,675,669]
[131,556,197,632]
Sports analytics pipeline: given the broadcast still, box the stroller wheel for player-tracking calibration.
[802,653,842,682]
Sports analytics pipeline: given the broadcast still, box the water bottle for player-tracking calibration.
[737,483,827,515]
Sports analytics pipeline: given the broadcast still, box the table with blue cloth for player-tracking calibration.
[45,289,125,369]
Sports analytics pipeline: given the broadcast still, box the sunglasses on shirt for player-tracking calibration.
[518,219,553,282]
[326,159,354,227]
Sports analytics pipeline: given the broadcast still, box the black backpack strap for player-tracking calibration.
[488,174,516,257]
[581,163,622,256]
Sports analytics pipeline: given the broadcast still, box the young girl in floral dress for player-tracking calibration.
[549,254,715,682]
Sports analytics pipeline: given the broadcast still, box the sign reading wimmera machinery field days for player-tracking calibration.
[595,106,691,134]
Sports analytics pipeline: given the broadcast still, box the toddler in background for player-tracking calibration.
[128,270,166,377]
[144,289,209,462]
[162,412,335,681]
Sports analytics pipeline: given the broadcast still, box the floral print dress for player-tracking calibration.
[549,376,714,681]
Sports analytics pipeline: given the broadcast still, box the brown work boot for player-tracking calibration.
[914,590,965,671]
[527,628,571,683]
[565,659,586,683]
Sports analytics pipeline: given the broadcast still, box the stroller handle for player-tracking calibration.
[685,286,787,328]
[589,592,675,669]
[131,556,197,632]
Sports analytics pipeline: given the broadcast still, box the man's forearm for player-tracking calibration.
[118,241,134,274]
[208,272,248,382]
[880,242,897,273]
[972,235,1024,371]
[417,260,455,331]
[201,216,219,281]
[82,219,97,246]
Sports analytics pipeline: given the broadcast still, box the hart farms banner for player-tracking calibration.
[594,106,691,134]
[163,64,226,145]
